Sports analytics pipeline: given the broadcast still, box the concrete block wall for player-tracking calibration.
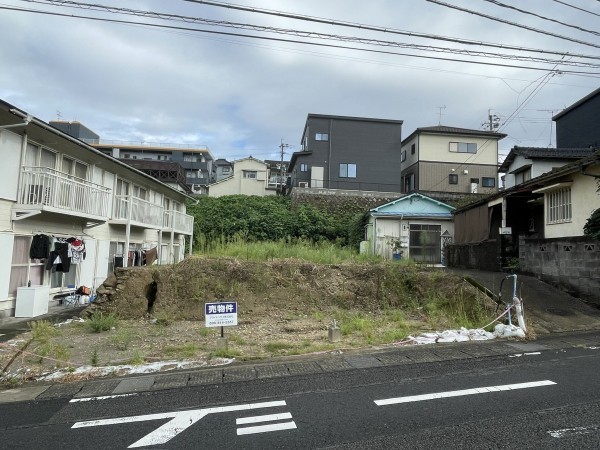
[519,236,600,303]
[445,240,502,271]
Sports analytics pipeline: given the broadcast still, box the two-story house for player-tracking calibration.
[207,157,274,197]
[288,114,403,193]
[0,100,195,318]
[400,126,506,195]
[49,121,216,193]
[499,147,596,189]
[214,158,234,182]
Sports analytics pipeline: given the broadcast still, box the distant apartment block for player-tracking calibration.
[49,121,215,193]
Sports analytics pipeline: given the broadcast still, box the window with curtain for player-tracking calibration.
[9,236,45,296]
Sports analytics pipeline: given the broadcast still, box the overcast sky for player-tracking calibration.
[0,0,598,163]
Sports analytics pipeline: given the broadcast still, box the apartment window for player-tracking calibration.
[449,142,477,153]
[123,154,131,159]
[300,163,308,172]
[401,151,407,162]
[157,155,170,161]
[222,167,231,174]
[449,174,458,184]
[183,153,197,162]
[482,177,496,187]
[470,178,479,184]
[9,236,45,296]
[315,133,329,141]
[243,170,257,179]
[339,163,357,178]
[411,143,416,155]
[547,188,572,224]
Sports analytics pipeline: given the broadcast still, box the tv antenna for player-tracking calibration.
[436,105,446,125]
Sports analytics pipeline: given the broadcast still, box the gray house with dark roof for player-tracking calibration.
[288,114,403,193]
[400,126,506,195]
[553,86,600,149]
[500,147,596,189]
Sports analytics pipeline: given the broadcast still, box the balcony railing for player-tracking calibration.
[18,166,111,219]
[163,210,194,235]
[112,195,164,229]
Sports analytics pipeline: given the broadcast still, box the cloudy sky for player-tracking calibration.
[1,0,598,163]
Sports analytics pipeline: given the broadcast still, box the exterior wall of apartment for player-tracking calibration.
[417,134,498,165]
[555,94,600,148]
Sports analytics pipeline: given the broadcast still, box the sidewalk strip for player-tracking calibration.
[70,393,138,403]
[374,380,556,406]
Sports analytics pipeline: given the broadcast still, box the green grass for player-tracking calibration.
[264,341,295,352]
[29,320,60,343]
[109,328,138,350]
[163,343,200,359]
[212,348,242,358]
[196,236,381,264]
[86,311,118,333]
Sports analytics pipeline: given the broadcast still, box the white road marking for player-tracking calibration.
[70,393,138,403]
[72,400,288,448]
[548,425,600,438]
[374,380,556,406]
[237,421,297,435]
[237,412,293,425]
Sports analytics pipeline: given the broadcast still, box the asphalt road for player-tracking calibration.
[2,347,600,449]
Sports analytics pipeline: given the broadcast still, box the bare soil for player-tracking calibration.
[0,257,495,384]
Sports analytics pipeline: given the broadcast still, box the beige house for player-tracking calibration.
[400,126,506,195]
[207,157,276,197]
[0,99,194,318]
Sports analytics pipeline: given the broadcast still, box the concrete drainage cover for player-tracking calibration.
[546,308,572,316]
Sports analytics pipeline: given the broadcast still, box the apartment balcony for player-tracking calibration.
[163,210,194,235]
[111,195,164,229]
[14,166,111,222]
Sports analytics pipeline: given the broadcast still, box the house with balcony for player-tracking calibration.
[287,114,403,193]
[207,156,274,197]
[49,120,215,194]
[265,159,289,192]
[400,126,506,196]
[0,100,195,318]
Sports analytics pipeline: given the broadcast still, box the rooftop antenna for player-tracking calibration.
[537,109,558,147]
[436,105,446,125]
[56,110,62,120]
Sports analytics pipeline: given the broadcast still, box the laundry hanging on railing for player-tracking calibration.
[31,234,86,272]
[46,240,71,273]
[30,234,51,259]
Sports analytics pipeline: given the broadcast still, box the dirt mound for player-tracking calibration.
[96,257,484,323]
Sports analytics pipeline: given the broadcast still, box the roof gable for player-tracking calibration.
[370,193,454,217]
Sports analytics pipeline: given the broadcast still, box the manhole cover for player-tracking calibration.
[546,308,572,316]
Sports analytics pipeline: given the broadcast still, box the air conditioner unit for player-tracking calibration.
[298,182,309,188]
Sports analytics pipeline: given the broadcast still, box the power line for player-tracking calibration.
[181,0,600,59]
[3,5,599,76]
[480,0,600,37]
[425,0,600,49]
[17,0,600,68]
[552,0,600,18]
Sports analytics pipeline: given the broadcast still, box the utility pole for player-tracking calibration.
[483,109,500,131]
[279,140,289,194]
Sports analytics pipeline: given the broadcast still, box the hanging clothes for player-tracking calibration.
[46,241,71,272]
[144,247,158,265]
[68,238,86,264]
[30,234,51,259]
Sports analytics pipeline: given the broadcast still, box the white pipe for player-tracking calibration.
[513,296,527,333]
[0,115,31,129]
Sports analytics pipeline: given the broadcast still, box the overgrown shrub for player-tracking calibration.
[86,311,118,333]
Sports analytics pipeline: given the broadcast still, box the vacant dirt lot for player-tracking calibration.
[0,257,496,384]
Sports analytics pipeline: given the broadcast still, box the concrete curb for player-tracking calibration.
[2,329,600,404]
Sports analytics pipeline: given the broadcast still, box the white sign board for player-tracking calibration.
[499,227,512,235]
[205,301,238,327]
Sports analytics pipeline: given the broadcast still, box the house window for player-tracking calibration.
[411,143,416,155]
[547,188,572,224]
[515,168,532,184]
[449,142,477,153]
[300,163,308,172]
[9,236,45,297]
[123,154,131,159]
[482,177,496,187]
[470,178,479,184]
[449,174,458,184]
[339,163,357,178]
[401,151,406,162]
[315,133,329,141]
[243,170,257,179]
[222,167,231,174]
